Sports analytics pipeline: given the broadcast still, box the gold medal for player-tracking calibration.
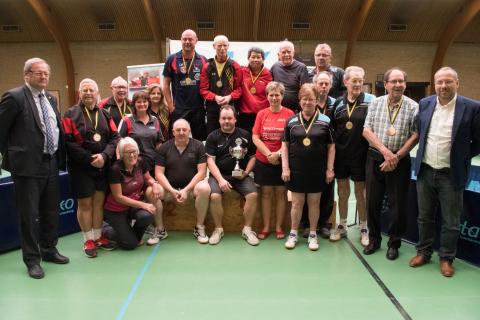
[303,137,311,146]
[185,77,192,85]
[216,80,223,88]
[93,133,102,142]
[180,66,187,74]
[345,121,353,130]
[250,87,256,94]
[387,126,396,136]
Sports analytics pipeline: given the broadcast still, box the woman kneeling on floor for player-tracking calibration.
[103,137,163,249]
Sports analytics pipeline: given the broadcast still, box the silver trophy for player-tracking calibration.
[229,138,247,177]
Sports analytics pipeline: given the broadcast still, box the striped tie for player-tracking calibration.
[38,93,55,155]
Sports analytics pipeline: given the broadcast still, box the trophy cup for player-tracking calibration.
[229,138,247,177]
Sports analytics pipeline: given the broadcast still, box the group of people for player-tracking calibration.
[1,28,479,280]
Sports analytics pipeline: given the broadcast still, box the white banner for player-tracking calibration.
[168,40,281,68]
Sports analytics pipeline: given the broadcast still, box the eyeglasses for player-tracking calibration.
[29,71,50,77]
[386,79,405,85]
[123,150,138,156]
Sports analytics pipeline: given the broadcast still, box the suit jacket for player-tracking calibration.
[0,85,66,177]
[414,95,480,190]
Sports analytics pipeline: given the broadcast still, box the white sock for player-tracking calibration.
[290,230,298,236]
[309,231,317,236]
[84,230,94,241]
[82,232,89,242]
[243,226,251,232]
[340,219,347,226]
[93,228,102,240]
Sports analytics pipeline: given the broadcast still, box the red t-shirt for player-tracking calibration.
[252,107,294,163]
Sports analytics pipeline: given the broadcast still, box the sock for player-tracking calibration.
[243,226,252,232]
[93,228,102,240]
[85,230,94,241]
[82,232,89,242]
[359,220,367,230]
[290,229,298,236]
[340,219,347,227]
[309,230,317,236]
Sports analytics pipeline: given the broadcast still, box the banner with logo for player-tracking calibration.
[168,39,281,68]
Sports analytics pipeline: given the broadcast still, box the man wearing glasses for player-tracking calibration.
[99,76,132,127]
[0,57,69,279]
[362,68,419,260]
[308,43,345,99]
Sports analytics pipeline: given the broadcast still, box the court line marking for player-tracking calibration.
[116,243,160,320]
[345,238,412,320]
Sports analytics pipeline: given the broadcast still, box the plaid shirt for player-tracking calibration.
[364,95,418,152]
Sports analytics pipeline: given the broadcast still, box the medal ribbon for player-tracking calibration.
[115,99,129,118]
[182,51,195,76]
[386,96,404,126]
[84,106,99,131]
[346,99,358,121]
[249,66,264,87]
[299,109,319,137]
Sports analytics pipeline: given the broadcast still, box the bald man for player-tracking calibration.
[163,29,208,140]
[200,35,243,134]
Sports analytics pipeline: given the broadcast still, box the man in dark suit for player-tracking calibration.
[0,57,69,279]
[409,67,480,277]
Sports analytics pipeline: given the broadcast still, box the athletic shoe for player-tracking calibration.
[308,233,319,251]
[84,240,97,258]
[285,233,298,249]
[242,227,259,246]
[193,225,209,244]
[209,228,224,245]
[95,235,116,251]
[329,224,347,241]
[318,226,331,239]
[147,229,168,245]
[360,229,369,247]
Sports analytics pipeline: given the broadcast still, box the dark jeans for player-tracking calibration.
[104,208,154,250]
[171,107,207,141]
[301,180,335,230]
[12,155,60,267]
[365,154,411,249]
[416,163,463,261]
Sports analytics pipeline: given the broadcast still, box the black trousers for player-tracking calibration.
[237,113,257,133]
[206,103,221,136]
[104,208,153,250]
[171,107,207,141]
[365,153,411,249]
[12,155,60,267]
[301,180,335,229]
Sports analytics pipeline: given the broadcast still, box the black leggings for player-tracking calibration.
[104,208,154,250]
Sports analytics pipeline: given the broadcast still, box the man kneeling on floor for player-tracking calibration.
[205,105,259,246]
[155,119,211,244]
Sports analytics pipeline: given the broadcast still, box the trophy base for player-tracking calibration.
[232,170,243,177]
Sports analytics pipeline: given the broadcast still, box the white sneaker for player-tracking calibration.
[308,233,319,251]
[285,233,298,249]
[193,225,209,244]
[360,228,369,247]
[329,224,347,242]
[208,228,224,245]
[147,229,168,245]
[242,227,259,246]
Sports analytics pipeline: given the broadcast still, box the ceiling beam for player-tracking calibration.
[343,0,375,68]
[430,0,480,94]
[253,0,261,41]
[142,0,165,61]
[27,0,75,106]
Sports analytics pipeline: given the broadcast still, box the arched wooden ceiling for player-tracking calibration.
[1,0,479,103]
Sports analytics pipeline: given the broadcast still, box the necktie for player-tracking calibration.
[38,93,55,155]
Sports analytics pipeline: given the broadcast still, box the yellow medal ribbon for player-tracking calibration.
[115,99,129,118]
[299,109,318,146]
[386,96,404,127]
[346,99,358,121]
[182,51,195,77]
[84,106,99,131]
[249,66,264,93]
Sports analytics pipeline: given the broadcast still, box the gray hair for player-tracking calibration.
[434,66,458,81]
[279,40,295,52]
[79,78,99,93]
[213,35,229,44]
[313,71,333,84]
[111,76,127,87]
[315,43,332,54]
[344,66,365,80]
[173,118,191,130]
[118,137,139,160]
[24,57,50,75]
